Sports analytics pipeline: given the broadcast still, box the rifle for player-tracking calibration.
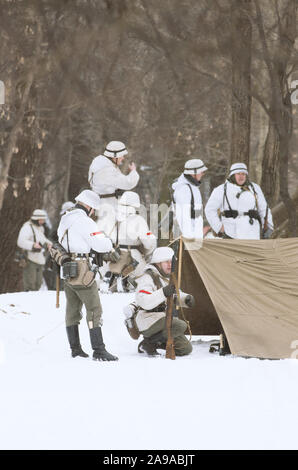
[262,204,269,239]
[55,264,60,308]
[165,240,179,360]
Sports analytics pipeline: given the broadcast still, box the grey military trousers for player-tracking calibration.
[23,259,44,291]
[64,280,103,328]
[142,317,192,356]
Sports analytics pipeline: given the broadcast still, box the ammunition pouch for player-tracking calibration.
[64,258,95,287]
[109,249,139,276]
[222,209,238,219]
[124,304,140,340]
[62,261,78,280]
[14,248,28,268]
[49,242,71,266]
[149,302,167,313]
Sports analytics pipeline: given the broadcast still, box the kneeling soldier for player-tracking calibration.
[135,247,194,357]
[57,189,118,361]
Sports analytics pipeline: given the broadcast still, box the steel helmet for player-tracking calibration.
[184,159,208,175]
[229,162,248,177]
[151,247,174,264]
[75,190,101,210]
[31,209,47,220]
[103,141,128,159]
[118,191,140,208]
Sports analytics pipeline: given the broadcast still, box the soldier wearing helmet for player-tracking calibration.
[57,189,118,361]
[88,140,140,239]
[205,163,274,239]
[17,209,53,291]
[172,159,209,239]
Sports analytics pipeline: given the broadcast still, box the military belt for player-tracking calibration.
[119,244,140,250]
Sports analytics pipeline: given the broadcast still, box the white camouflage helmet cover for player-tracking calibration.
[151,247,174,264]
[60,201,75,215]
[184,159,208,175]
[118,191,140,208]
[103,140,128,159]
[31,209,47,220]
[75,190,101,210]
[229,162,248,177]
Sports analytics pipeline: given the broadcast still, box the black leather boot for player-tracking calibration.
[138,337,160,356]
[66,325,89,358]
[219,333,231,356]
[89,327,118,361]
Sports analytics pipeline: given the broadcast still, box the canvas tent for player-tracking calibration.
[180,237,298,359]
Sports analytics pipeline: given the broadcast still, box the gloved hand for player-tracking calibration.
[247,209,259,219]
[106,248,121,263]
[263,227,274,239]
[162,284,176,298]
[185,294,195,308]
[223,209,238,219]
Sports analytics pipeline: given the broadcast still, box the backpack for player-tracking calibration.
[124,303,140,340]
[14,248,28,268]
[14,223,36,268]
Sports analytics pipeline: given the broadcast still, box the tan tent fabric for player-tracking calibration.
[180,245,223,335]
[183,237,298,359]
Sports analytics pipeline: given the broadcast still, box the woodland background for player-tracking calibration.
[0,0,298,293]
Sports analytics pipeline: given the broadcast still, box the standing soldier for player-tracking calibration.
[17,209,52,291]
[205,162,274,239]
[88,140,139,235]
[105,191,157,291]
[57,189,118,361]
[133,247,194,357]
[172,159,209,240]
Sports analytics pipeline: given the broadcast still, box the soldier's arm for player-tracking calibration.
[83,219,113,253]
[254,184,274,230]
[205,186,223,234]
[106,166,140,191]
[17,224,35,251]
[174,185,195,239]
[136,274,167,310]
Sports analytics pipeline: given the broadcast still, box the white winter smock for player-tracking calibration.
[109,205,157,277]
[135,264,189,332]
[17,221,51,265]
[205,180,273,239]
[88,155,139,203]
[57,208,113,254]
[172,174,203,239]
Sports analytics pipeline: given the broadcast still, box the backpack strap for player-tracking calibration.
[29,223,37,243]
[145,268,163,290]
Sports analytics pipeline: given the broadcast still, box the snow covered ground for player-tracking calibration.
[1,290,298,451]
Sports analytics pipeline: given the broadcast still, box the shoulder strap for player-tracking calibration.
[29,224,36,243]
[249,182,259,211]
[145,268,163,290]
[60,229,70,253]
[223,182,233,211]
[186,184,195,220]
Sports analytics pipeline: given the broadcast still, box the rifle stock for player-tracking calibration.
[165,240,179,360]
[165,276,176,359]
[56,265,60,308]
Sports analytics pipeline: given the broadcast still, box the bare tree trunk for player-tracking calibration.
[261,120,280,205]
[0,21,42,212]
[230,0,252,166]
[255,0,297,235]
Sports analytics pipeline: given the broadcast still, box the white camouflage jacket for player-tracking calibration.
[135,264,189,332]
[205,180,273,239]
[17,221,51,265]
[172,174,203,239]
[57,208,113,254]
[88,155,139,203]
